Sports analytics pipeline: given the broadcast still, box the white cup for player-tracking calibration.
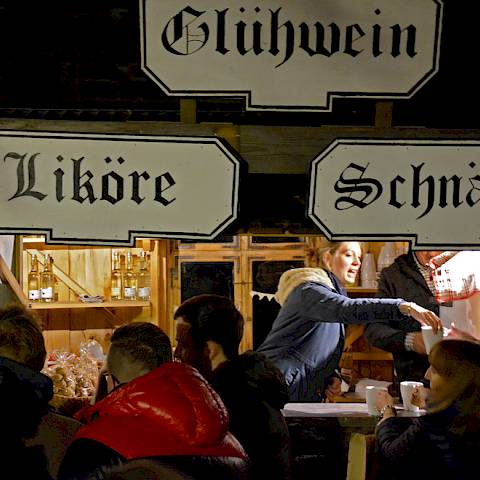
[400,381,424,411]
[360,253,378,288]
[365,385,388,416]
[421,325,445,354]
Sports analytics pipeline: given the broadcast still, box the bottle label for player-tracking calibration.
[138,287,150,299]
[41,287,53,299]
[124,287,136,299]
[111,287,120,297]
[29,289,40,300]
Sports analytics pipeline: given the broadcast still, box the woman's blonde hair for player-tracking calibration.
[305,241,362,270]
[427,339,480,434]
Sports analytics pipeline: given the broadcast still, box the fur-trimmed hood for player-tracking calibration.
[274,267,334,305]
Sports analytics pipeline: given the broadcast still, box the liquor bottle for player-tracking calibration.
[137,250,151,301]
[27,254,41,302]
[123,251,137,300]
[111,251,122,300]
[40,254,55,302]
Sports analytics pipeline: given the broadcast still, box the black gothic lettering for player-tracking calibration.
[4,152,47,201]
[334,162,382,210]
[154,172,176,206]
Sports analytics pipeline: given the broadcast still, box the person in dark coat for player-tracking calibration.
[256,241,442,402]
[174,294,292,480]
[0,305,54,480]
[375,339,480,480]
[58,322,249,480]
[364,250,442,383]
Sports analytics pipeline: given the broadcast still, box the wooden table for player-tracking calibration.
[282,403,424,480]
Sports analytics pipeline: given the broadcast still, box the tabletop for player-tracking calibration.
[283,402,425,418]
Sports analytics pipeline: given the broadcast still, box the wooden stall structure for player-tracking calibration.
[0,233,403,385]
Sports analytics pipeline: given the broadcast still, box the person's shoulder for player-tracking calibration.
[214,352,289,408]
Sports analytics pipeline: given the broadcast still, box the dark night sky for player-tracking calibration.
[0,0,477,128]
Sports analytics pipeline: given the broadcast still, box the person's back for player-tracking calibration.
[59,322,249,480]
[175,294,292,480]
[210,350,291,480]
[0,305,54,480]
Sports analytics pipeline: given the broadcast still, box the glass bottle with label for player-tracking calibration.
[40,254,55,302]
[137,250,151,301]
[27,254,41,302]
[123,251,137,300]
[111,251,123,300]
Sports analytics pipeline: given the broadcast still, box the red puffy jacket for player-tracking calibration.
[74,362,246,460]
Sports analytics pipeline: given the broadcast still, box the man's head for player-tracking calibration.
[0,305,46,371]
[174,295,244,378]
[107,322,172,385]
[414,250,444,267]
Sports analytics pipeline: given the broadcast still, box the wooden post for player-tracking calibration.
[375,101,393,129]
[150,240,171,336]
[180,99,197,124]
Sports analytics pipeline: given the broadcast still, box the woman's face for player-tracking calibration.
[424,364,447,395]
[324,242,362,286]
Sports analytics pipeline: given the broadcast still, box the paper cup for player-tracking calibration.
[421,325,445,354]
[365,385,388,416]
[400,381,424,411]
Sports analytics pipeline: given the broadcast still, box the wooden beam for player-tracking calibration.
[375,101,393,129]
[180,99,197,124]
[0,253,28,305]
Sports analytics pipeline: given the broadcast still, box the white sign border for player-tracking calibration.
[139,0,444,112]
[0,130,243,246]
[308,138,480,250]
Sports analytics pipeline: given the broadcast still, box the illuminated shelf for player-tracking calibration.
[29,300,150,309]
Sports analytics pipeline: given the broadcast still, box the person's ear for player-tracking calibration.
[206,340,227,370]
[323,250,332,270]
[205,340,222,361]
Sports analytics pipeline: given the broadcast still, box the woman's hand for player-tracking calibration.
[325,376,342,402]
[375,390,396,420]
[400,302,442,333]
[375,390,393,411]
[411,386,428,409]
[447,323,479,342]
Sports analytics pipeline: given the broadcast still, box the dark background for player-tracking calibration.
[0,1,477,235]
[0,0,476,128]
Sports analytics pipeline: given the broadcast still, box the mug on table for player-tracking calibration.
[400,381,424,411]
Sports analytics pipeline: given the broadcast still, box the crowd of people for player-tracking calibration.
[1,241,479,479]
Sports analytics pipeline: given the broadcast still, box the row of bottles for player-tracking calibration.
[28,254,56,302]
[111,250,151,301]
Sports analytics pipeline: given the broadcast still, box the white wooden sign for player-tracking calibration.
[308,139,480,249]
[140,0,443,111]
[0,131,242,245]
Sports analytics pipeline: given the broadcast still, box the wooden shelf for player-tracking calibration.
[29,300,150,310]
[346,287,377,294]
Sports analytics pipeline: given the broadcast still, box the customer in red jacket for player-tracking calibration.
[58,322,249,480]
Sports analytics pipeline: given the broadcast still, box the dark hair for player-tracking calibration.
[110,322,172,371]
[174,294,244,359]
[0,305,46,371]
[428,339,480,434]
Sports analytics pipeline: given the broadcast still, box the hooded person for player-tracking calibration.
[58,322,249,480]
[174,294,292,480]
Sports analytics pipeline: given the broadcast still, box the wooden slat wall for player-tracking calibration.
[22,242,163,355]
